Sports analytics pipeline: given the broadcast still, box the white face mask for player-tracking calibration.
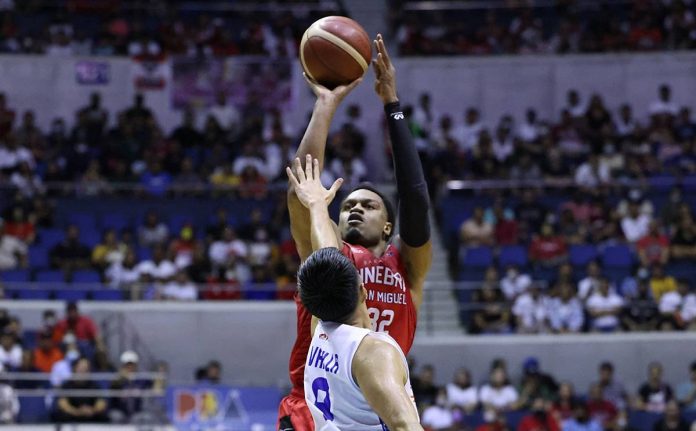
[66,350,80,361]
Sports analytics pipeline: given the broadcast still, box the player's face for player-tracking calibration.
[338,189,392,248]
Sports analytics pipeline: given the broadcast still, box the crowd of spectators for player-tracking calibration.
[465,263,696,334]
[411,357,696,431]
[0,303,168,424]
[390,1,696,56]
[0,1,345,58]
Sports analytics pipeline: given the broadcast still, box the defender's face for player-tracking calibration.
[339,189,392,248]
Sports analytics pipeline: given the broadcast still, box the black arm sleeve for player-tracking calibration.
[384,101,430,247]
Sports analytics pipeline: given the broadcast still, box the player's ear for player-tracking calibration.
[382,222,393,239]
[359,283,367,303]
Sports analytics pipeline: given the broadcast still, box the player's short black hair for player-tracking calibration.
[298,248,361,323]
[347,182,395,231]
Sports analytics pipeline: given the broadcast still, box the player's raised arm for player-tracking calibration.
[288,76,361,261]
[287,155,344,251]
[352,337,423,431]
[372,34,432,307]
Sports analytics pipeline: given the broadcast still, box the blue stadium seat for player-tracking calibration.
[17,289,51,300]
[648,174,677,192]
[666,261,696,280]
[532,266,557,284]
[682,175,696,193]
[72,270,101,284]
[0,269,30,282]
[67,212,97,230]
[91,289,125,301]
[604,268,631,284]
[37,228,64,248]
[101,213,130,231]
[627,411,661,431]
[35,270,65,283]
[602,245,635,268]
[17,396,49,423]
[569,244,598,267]
[28,246,50,269]
[55,289,89,301]
[168,214,193,235]
[80,227,101,247]
[137,246,153,261]
[461,246,493,268]
[458,267,487,282]
[498,245,528,268]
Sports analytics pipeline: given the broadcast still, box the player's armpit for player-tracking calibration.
[397,236,432,310]
[352,337,423,431]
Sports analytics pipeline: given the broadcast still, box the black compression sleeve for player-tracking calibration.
[384,101,430,247]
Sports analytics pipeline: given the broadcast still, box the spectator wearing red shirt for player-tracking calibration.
[495,206,519,245]
[3,206,35,244]
[586,383,618,429]
[551,382,578,422]
[52,303,99,346]
[32,331,63,373]
[637,221,670,267]
[517,398,560,431]
[529,224,568,267]
[476,409,511,431]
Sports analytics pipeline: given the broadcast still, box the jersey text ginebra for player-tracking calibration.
[341,241,417,355]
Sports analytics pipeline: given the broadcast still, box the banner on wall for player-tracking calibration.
[171,56,295,112]
[166,385,280,430]
[75,60,110,85]
[132,54,170,91]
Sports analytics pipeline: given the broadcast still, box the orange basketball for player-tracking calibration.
[300,16,372,89]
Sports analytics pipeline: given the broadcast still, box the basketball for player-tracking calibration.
[300,16,372,89]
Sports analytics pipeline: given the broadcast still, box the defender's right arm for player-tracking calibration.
[288,76,362,261]
[352,337,423,431]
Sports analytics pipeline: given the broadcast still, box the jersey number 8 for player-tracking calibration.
[311,377,334,421]
[367,308,395,333]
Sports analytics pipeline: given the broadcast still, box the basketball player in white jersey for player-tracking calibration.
[298,247,422,431]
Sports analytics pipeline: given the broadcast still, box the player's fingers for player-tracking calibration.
[293,157,305,182]
[305,154,313,180]
[378,37,392,67]
[313,158,320,181]
[286,167,300,189]
[372,59,382,79]
[328,178,344,199]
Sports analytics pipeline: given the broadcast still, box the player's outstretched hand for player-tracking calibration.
[286,155,343,209]
[303,72,362,109]
[372,34,398,104]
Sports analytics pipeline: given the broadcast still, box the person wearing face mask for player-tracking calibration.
[421,388,455,431]
[501,265,532,301]
[50,333,81,388]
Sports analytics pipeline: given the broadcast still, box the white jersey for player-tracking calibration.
[304,321,416,431]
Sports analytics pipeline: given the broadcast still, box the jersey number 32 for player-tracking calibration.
[367,308,395,333]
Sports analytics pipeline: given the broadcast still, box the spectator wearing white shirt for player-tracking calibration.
[50,334,80,388]
[0,221,27,270]
[0,376,18,424]
[500,265,532,300]
[649,84,679,118]
[421,388,454,431]
[575,153,610,188]
[233,141,268,179]
[615,104,637,138]
[518,108,543,143]
[492,117,515,163]
[209,226,248,269]
[205,91,240,132]
[659,279,696,330]
[587,278,624,332]
[512,284,549,333]
[566,89,586,119]
[328,153,368,190]
[10,162,43,198]
[578,261,602,301]
[160,271,197,301]
[0,136,34,172]
[446,368,478,413]
[413,93,437,148]
[621,199,652,243]
[454,107,483,152]
[479,367,519,411]
[547,282,584,333]
[135,245,177,283]
[0,331,21,370]
[106,249,140,289]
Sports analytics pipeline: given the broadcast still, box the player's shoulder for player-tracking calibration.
[354,333,402,364]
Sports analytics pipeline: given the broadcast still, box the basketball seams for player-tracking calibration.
[306,26,369,72]
[299,30,317,81]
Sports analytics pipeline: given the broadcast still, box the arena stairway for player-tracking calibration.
[416,211,464,336]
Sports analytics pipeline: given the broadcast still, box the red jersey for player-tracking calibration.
[286,241,417,396]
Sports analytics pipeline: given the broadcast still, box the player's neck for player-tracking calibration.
[347,308,372,330]
[365,242,387,257]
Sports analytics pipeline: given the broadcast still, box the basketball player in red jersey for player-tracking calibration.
[277,34,432,431]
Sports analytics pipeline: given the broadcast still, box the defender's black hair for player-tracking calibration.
[298,248,361,323]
